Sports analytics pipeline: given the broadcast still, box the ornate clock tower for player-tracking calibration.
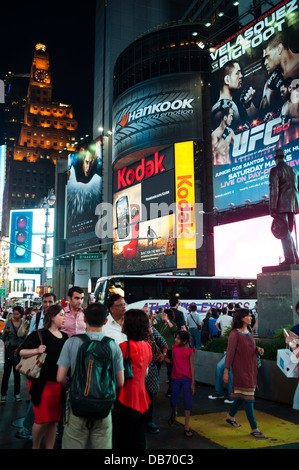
[27,42,52,105]
[14,43,78,164]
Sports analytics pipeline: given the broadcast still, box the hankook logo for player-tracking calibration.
[118,97,194,128]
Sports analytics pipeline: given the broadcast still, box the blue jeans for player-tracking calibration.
[23,400,35,432]
[215,356,233,397]
[229,398,257,430]
[189,328,202,348]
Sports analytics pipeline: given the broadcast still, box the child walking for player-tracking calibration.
[167,330,195,437]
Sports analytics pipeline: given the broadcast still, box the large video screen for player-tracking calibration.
[66,140,102,252]
[112,73,203,164]
[210,0,299,210]
[112,143,197,273]
[213,215,299,277]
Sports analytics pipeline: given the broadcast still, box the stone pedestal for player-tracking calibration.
[257,265,299,337]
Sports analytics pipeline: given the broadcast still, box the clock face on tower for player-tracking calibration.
[34,69,49,83]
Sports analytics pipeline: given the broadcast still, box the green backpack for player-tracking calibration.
[69,335,116,428]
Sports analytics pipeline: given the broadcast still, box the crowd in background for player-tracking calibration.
[0,289,297,449]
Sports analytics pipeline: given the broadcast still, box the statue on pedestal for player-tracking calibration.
[269,149,299,265]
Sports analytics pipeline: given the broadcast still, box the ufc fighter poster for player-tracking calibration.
[210,0,299,210]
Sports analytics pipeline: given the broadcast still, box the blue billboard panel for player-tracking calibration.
[9,211,33,264]
[210,0,299,210]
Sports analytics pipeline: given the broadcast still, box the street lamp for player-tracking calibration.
[42,189,56,286]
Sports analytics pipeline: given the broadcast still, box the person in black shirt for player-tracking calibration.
[169,297,186,331]
[19,304,68,449]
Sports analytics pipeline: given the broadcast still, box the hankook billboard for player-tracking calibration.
[112,74,203,164]
[210,0,299,210]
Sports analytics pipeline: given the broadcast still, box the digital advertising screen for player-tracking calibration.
[66,140,102,252]
[214,214,299,277]
[210,0,299,210]
[112,143,197,273]
[0,145,6,232]
[112,73,203,164]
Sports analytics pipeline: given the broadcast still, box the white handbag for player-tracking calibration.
[277,348,299,378]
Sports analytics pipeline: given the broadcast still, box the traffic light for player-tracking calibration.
[9,211,33,264]
[165,239,176,256]
[36,285,53,296]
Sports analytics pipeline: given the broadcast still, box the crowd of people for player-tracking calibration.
[0,290,297,449]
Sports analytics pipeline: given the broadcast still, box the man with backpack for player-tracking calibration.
[56,303,124,449]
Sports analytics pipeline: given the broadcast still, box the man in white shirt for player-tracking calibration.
[216,307,232,336]
[102,293,127,345]
[28,293,56,334]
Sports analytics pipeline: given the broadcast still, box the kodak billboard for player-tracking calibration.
[112,143,197,274]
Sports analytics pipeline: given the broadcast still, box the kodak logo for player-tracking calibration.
[118,152,165,189]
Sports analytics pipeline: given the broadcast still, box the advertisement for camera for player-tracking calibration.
[112,143,197,273]
[210,0,299,210]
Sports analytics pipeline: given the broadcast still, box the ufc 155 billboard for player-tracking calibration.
[112,143,198,274]
[210,0,299,210]
[112,73,203,164]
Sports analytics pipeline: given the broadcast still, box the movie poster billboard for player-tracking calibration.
[66,140,102,252]
[210,0,299,210]
[112,143,197,274]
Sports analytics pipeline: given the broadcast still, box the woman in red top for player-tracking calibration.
[113,309,152,450]
[223,308,266,439]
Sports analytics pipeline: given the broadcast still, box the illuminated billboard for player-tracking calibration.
[213,215,297,277]
[0,145,6,232]
[210,0,299,210]
[112,143,197,273]
[66,140,102,252]
[9,208,54,268]
[112,74,203,164]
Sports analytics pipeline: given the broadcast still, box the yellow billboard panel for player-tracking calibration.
[175,141,196,269]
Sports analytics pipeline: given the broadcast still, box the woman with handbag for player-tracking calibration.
[19,304,68,449]
[143,310,168,434]
[113,309,152,450]
[223,308,266,439]
[1,305,23,403]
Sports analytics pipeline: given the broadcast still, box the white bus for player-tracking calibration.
[93,275,257,320]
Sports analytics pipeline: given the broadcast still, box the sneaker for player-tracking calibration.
[147,422,159,434]
[15,429,32,440]
[208,394,224,400]
[15,394,22,402]
[224,398,234,404]
[0,395,6,403]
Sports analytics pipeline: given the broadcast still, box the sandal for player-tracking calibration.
[225,418,242,428]
[168,412,177,427]
[184,429,193,438]
[250,431,267,439]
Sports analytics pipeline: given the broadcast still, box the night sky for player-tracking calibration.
[0,0,96,136]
